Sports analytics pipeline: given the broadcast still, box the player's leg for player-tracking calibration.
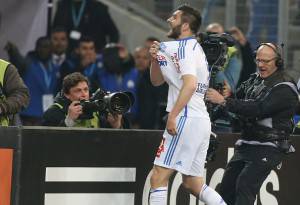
[181,118,226,204]
[182,175,226,205]
[149,165,174,205]
[149,116,187,205]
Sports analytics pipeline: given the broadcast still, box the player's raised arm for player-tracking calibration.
[149,41,165,86]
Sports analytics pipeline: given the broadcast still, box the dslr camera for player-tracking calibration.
[78,88,135,119]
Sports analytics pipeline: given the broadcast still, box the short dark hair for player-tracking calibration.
[35,36,51,49]
[51,26,67,35]
[177,5,202,34]
[62,72,89,94]
[79,36,95,44]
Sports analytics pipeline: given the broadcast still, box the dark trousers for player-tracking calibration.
[219,144,283,205]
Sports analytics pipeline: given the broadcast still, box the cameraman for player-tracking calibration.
[42,72,129,128]
[206,43,299,205]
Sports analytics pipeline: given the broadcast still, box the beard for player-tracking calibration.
[167,24,182,39]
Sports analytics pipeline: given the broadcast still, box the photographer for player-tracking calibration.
[206,43,299,205]
[42,72,129,128]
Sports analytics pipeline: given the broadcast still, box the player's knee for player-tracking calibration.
[182,180,193,192]
[150,168,167,188]
[182,178,203,196]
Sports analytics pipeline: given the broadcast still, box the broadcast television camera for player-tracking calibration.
[78,88,135,119]
[197,32,235,72]
[197,32,236,161]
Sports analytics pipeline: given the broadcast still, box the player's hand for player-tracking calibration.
[149,41,160,60]
[166,114,177,136]
[67,101,82,120]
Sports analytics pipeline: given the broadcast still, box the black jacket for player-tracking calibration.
[53,0,119,52]
[225,70,299,138]
[136,69,168,129]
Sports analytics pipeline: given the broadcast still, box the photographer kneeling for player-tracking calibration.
[43,72,130,128]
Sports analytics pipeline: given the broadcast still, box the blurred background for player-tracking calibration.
[0,0,300,128]
[0,0,299,78]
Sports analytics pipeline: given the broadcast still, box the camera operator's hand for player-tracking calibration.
[107,113,122,129]
[149,41,160,60]
[67,101,83,121]
[222,80,232,98]
[206,88,226,105]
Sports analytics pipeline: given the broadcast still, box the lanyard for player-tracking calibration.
[71,0,87,29]
[84,63,96,77]
[39,61,53,91]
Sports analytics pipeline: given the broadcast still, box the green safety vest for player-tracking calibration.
[222,46,238,70]
[53,102,100,128]
[0,59,10,126]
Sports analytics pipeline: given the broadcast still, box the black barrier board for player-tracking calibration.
[1,127,299,205]
[19,127,163,205]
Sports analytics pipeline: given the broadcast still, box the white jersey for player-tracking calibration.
[157,37,210,118]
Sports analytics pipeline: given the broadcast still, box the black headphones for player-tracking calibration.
[256,43,284,70]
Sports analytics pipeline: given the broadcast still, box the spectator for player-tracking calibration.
[53,0,119,53]
[51,27,70,67]
[43,72,129,128]
[4,42,29,77]
[134,46,168,129]
[61,36,102,93]
[50,27,75,92]
[0,59,29,126]
[228,26,257,88]
[20,36,59,125]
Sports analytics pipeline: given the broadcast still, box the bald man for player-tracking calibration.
[133,46,150,72]
[206,43,299,204]
[206,22,224,34]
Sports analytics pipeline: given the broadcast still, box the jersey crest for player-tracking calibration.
[157,55,167,67]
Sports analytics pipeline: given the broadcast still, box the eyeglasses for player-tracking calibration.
[255,57,276,64]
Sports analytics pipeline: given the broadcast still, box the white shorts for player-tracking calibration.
[154,116,211,177]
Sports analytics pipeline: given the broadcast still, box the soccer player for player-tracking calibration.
[148,5,226,205]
